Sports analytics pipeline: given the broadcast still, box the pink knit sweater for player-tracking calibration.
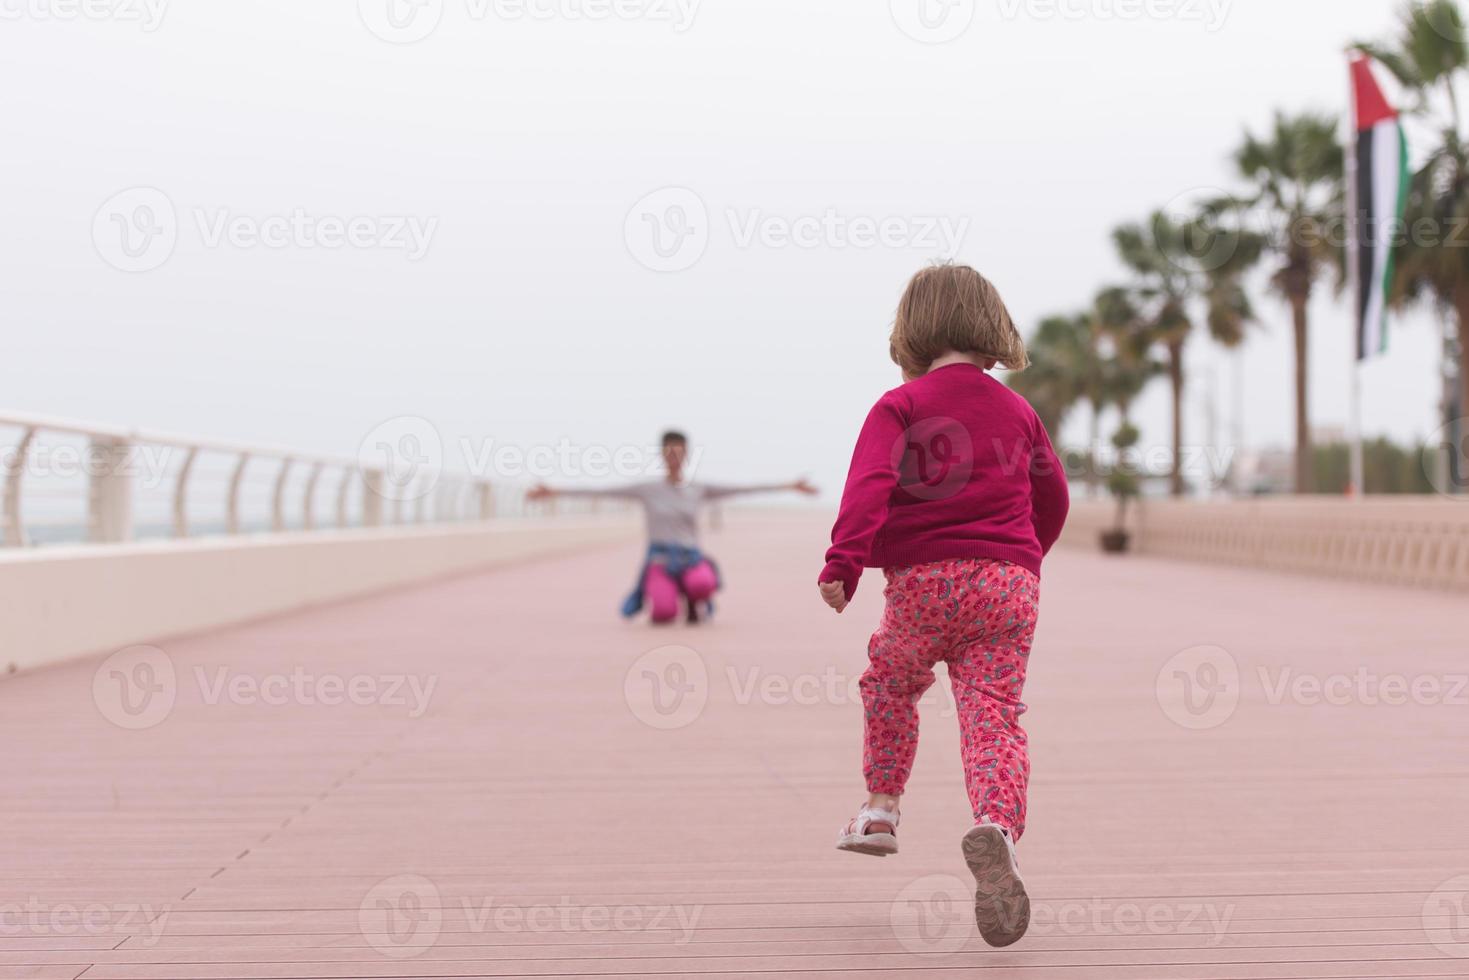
[819,364,1070,600]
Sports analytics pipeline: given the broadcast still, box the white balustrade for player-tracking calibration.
[0,412,606,549]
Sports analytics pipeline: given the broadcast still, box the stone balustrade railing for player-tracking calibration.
[1058,496,1469,591]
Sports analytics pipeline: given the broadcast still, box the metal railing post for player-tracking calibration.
[227,454,250,534]
[87,437,134,544]
[173,447,198,538]
[271,458,294,533]
[2,427,37,547]
[302,463,323,531]
[362,469,384,527]
[335,467,352,528]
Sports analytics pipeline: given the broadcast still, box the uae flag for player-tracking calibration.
[1348,55,1409,361]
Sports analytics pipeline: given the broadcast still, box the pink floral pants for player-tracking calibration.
[860,557,1040,839]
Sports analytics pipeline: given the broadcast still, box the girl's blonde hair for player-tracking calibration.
[889,264,1029,377]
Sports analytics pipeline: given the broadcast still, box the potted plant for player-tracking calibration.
[1100,421,1140,554]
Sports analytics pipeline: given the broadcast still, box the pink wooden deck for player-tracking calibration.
[4,511,1468,979]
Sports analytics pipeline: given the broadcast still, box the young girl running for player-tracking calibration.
[817,264,1069,948]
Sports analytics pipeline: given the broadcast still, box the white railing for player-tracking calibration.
[0,412,588,548]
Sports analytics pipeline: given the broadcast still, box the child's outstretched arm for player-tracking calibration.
[818,391,907,613]
[1028,417,1071,554]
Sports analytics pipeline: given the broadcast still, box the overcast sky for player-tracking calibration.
[0,0,1446,498]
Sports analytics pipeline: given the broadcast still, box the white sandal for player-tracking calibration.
[835,804,899,856]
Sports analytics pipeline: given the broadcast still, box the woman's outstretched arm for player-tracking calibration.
[702,479,819,501]
[526,483,647,502]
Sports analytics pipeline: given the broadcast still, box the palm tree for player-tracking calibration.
[1111,211,1260,495]
[1098,298,1166,424]
[1358,0,1466,118]
[1229,111,1345,493]
[1011,291,1166,498]
[1012,294,1148,497]
[1009,314,1094,439]
[1360,1,1469,454]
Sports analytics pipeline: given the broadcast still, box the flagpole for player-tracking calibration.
[1345,50,1366,498]
[1349,346,1364,496]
